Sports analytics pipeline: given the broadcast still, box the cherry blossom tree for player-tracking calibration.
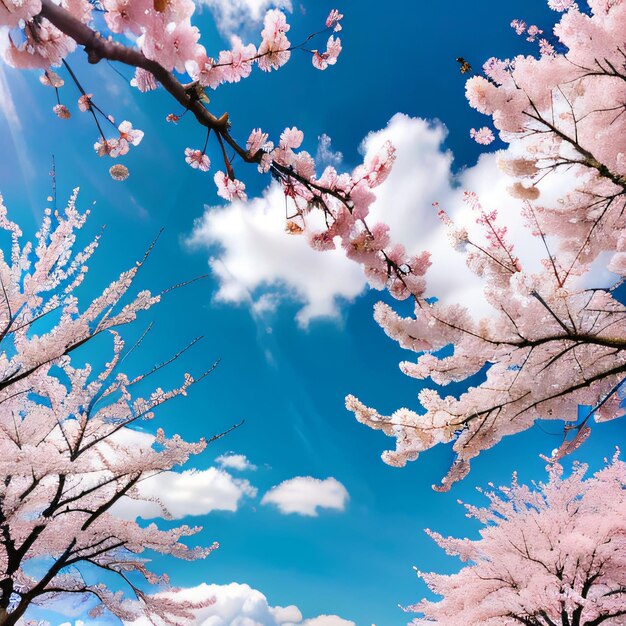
[406,453,626,626]
[342,0,626,490]
[0,193,232,625]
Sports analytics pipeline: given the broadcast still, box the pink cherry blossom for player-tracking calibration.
[548,0,575,11]
[246,128,269,156]
[94,138,119,157]
[219,37,257,83]
[312,35,342,70]
[0,0,41,28]
[130,68,158,92]
[3,19,77,69]
[118,120,144,148]
[469,126,495,145]
[326,9,343,31]
[184,148,211,172]
[187,51,225,89]
[140,20,200,73]
[279,126,304,150]
[214,171,247,201]
[102,0,149,34]
[77,94,92,111]
[257,9,291,72]
[39,69,64,87]
[510,18,526,35]
[539,38,556,56]
[526,23,543,42]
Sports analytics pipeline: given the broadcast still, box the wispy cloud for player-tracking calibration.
[0,65,36,187]
[315,134,343,168]
[0,64,20,129]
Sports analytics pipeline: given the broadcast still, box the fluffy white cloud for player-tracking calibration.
[113,467,257,520]
[187,184,366,326]
[188,113,575,324]
[102,429,257,520]
[216,453,257,472]
[261,477,348,516]
[196,0,292,36]
[124,582,354,626]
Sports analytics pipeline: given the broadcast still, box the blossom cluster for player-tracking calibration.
[0,1,342,85]
[408,456,626,625]
[1,1,342,187]
[341,0,626,489]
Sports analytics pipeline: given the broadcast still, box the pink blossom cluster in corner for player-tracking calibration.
[1,2,343,78]
[408,454,626,625]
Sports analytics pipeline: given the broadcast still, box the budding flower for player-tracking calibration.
[109,164,129,181]
[78,94,93,112]
[53,104,71,119]
[498,157,539,177]
[508,182,540,200]
[40,70,64,87]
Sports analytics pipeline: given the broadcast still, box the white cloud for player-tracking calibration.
[358,114,552,318]
[113,467,257,520]
[188,113,580,325]
[301,617,355,626]
[216,453,257,472]
[261,477,348,517]
[271,605,303,624]
[196,0,292,36]
[101,429,257,520]
[123,582,354,626]
[187,185,366,326]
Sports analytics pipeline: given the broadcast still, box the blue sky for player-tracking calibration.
[1,0,625,624]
